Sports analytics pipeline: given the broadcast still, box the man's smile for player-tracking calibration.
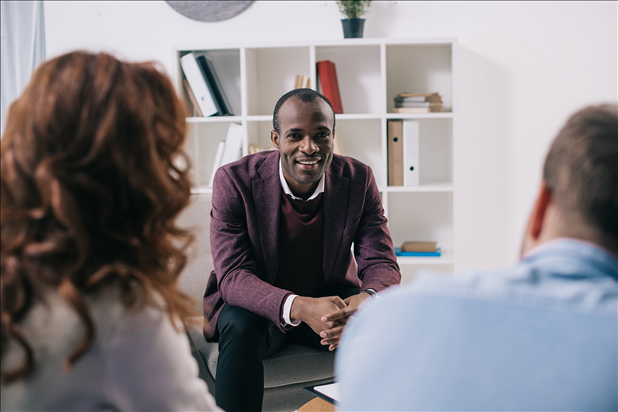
[295,157,322,170]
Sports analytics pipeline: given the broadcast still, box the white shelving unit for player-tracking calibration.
[173,38,458,281]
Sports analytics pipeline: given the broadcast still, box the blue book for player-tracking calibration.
[394,247,441,257]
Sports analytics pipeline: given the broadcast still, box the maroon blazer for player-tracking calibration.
[203,150,400,340]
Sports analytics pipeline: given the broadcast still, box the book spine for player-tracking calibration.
[392,107,442,113]
[294,75,310,89]
[394,102,443,108]
[317,60,343,114]
[209,141,226,188]
[194,55,222,115]
[403,120,420,186]
[204,55,234,116]
[183,79,204,117]
[395,247,442,257]
[394,96,442,103]
[180,53,218,117]
[196,55,233,116]
[387,120,404,186]
[220,123,243,166]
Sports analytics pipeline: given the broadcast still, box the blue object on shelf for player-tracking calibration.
[394,247,442,257]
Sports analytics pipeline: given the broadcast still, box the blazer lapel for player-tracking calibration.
[253,152,281,284]
[323,160,349,280]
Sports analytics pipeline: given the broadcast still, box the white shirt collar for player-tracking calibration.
[279,158,325,201]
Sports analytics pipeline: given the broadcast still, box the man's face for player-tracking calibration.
[271,97,335,197]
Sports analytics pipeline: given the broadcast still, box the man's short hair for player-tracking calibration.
[272,88,336,134]
[543,103,618,240]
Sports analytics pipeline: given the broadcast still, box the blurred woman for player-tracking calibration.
[1,51,221,411]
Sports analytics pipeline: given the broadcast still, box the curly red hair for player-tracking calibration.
[1,51,195,384]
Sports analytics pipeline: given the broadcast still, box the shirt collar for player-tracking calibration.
[521,237,616,261]
[279,158,325,201]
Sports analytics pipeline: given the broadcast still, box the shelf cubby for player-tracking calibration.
[334,118,383,185]
[177,48,242,117]
[386,43,453,113]
[386,191,454,252]
[315,45,382,115]
[245,47,311,116]
[184,121,242,188]
[246,120,277,152]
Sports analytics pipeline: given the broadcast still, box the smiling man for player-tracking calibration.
[203,89,400,411]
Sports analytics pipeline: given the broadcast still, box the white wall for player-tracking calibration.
[45,1,617,272]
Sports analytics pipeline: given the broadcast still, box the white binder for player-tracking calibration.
[220,123,243,167]
[208,141,226,188]
[180,53,218,117]
[403,120,420,186]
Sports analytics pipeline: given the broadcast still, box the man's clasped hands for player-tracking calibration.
[290,293,372,351]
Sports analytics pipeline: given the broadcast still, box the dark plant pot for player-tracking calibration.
[341,18,365,38]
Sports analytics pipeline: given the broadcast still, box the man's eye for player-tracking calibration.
[288,134,299,139]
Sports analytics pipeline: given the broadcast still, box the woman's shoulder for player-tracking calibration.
[2,284,219,411]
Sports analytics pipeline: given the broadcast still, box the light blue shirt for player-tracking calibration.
[337,239,618,411]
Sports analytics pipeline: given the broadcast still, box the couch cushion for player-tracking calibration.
[177,194,213,312]
[186,317,335,389]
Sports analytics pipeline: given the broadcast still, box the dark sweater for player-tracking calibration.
[274,189,326,297]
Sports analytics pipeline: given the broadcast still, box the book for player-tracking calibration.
[208,141,226,187]
[387,120,403,186]
[397,92,440,98]
[316,60,343,114]
[393,107,443,113]
[394,101,443,108]
[220,123,243,166]
[180,53,218,117]
[394,95,442,103]
[333,132,346,156]
[294,74,310,89]
[196,55,234,116]
[403,120,420,186]
[183,79,204,117]
[401,241,437,252]
[394,247,442,257]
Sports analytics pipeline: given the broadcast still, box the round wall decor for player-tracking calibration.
[166,1,253,22]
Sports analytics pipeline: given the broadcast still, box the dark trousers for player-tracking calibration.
[214,288,359,412]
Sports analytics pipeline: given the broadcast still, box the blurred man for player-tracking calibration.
[337,104,618,411]
[205,88,400,411]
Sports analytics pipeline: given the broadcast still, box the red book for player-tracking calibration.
[317,60,344,114]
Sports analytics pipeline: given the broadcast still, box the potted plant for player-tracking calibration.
[337,0,371,39]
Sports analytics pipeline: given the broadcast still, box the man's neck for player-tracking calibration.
[538,207,618,258]
[279,159,324,201]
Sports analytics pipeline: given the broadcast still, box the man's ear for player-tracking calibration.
[520,180,553,256]
[271,130,280,149]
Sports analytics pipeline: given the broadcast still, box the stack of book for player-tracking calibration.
[393,92,443,113]
[180,52,234,117]
[394,241,441,257]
